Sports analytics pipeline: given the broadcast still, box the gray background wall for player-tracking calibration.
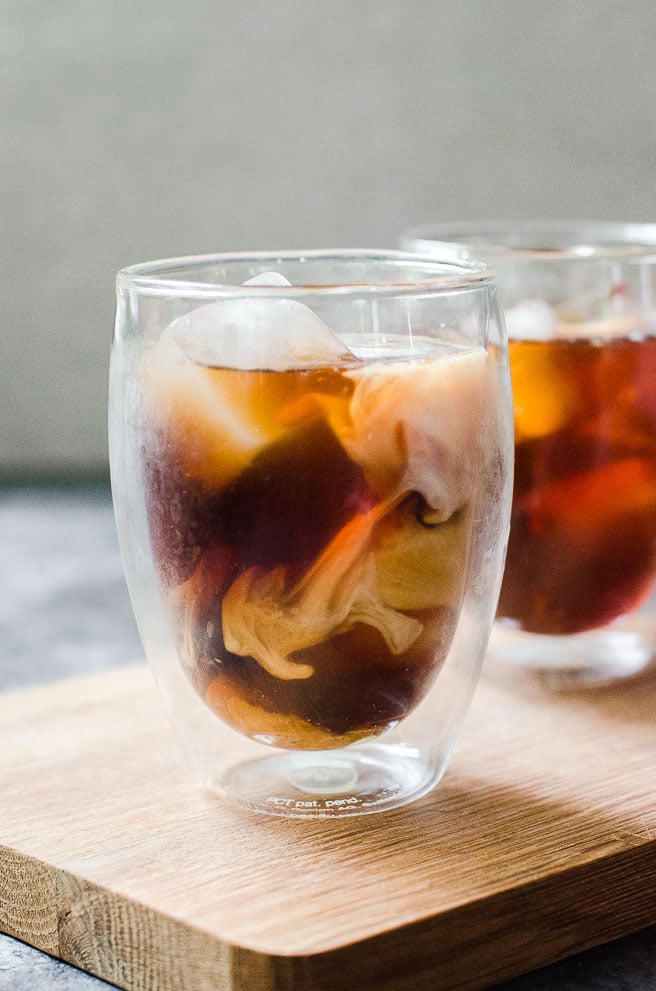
[3,0,656,478]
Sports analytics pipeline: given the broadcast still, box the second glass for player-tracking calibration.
[403,221,656,685]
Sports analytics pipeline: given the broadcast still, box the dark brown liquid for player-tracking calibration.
[142,346,487,749]
[498,333,656,634]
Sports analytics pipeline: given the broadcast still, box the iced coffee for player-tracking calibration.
[499,305,656,634]
[139,281,505,749]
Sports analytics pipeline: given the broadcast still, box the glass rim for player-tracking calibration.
[402,219,656,262]
[117,248,498,297]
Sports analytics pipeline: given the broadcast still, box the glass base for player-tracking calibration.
[214,742,437,818]
[488,623,654,688]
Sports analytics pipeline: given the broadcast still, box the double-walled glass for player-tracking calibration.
[109,250,513,817]
[403,222,656,685]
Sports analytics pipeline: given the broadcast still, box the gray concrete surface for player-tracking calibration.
[0,487,142,691]
[0,937,113,991]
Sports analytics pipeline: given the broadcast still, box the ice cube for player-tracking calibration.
[171,276,355,370]
[141,332,276,487]
[337,349,495,516]
[242,271,292,287]
[504,299,557,341]
[557,311,649,340]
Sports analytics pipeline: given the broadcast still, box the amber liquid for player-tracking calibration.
[142,338,497,750]
[498,332,656,635]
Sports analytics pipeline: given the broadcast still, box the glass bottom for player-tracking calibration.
[488,622,654,688]
[214,742,438,818]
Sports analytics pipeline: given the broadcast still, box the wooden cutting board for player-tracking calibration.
[1,658,656,991]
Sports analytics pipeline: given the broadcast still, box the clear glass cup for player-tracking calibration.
[402,221,656,686]
[109,249,513,817]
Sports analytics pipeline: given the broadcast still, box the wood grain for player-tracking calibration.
[1,659,656,991]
